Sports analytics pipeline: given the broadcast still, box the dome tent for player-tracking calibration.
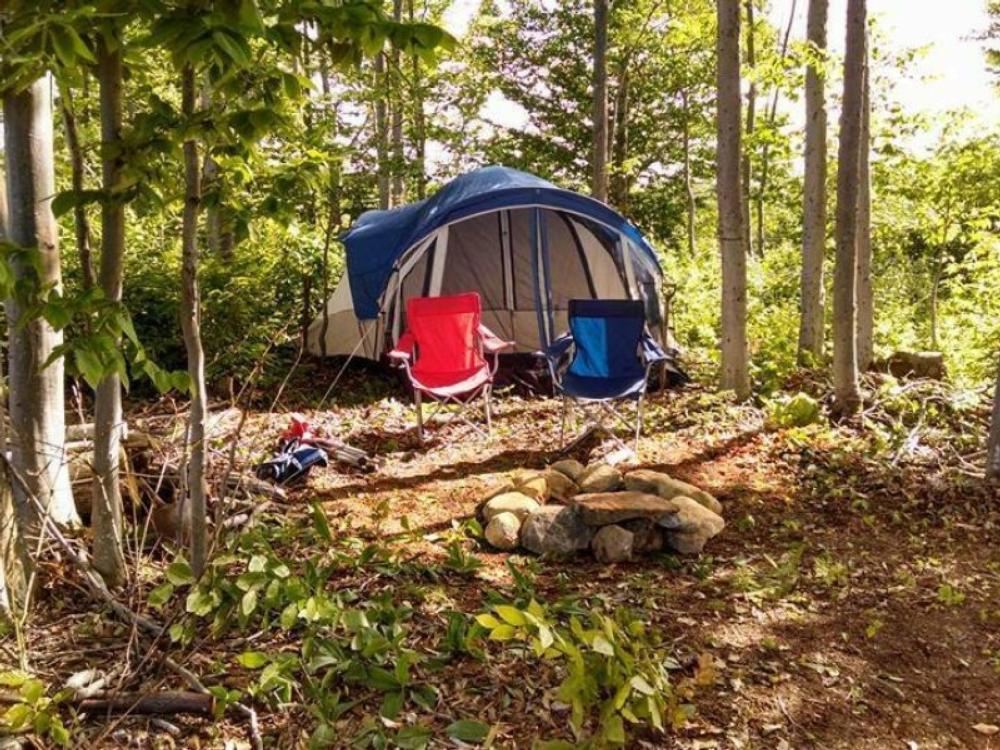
[307,166,667,360]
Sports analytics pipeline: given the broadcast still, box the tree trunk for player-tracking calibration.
[755,0,797,256]
[179,66,208,576]
[682,87,696,256]
[3,78,79,529]
[717,0,751,399]
[410,0,427,200]
[374,54,390,210]
[591,0,609,202]
[0,163,30,616]
[610,66,630,211]
[832,0,867,414]
[855,52,874,370]
[929,262,942,351]
[57,83,96,290]
[741,0,756,257]
[798,0,828,365]
[987,354,1000,480]
[390,0,405,207]
[93,38,127,587]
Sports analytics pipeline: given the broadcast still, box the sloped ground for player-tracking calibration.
[8,365,1000,748]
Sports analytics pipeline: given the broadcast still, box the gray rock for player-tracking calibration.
[484,512,521,550]
[550,459,586,482]
[656,496,725,538]
[621,518,664,554]
[542,469,578,503]
[624,469,722,515]
[520,505,593,556]
[482,491,540,522]
[577,463,623,493]
[573,491,678,526]
[664,529,710,555]
[591,524,634,564]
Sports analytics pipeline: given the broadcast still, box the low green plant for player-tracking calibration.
[0,672,72,747]
[475,599,685,746]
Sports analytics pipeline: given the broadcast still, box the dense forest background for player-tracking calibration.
[18,0,997,394]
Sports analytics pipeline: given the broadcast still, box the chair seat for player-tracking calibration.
[412,366,491,398]
[559,372,647,401]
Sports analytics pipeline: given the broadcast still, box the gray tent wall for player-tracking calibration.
[306,205,662,359]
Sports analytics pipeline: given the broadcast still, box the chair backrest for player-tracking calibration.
[406,293,486,379]
[567,299,646,380]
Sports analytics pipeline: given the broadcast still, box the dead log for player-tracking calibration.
[77,690,215,717]
[878,351,946,380]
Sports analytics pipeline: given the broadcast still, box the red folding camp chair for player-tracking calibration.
[388,293,513,440]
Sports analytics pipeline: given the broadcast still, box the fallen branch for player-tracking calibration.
[78,691,214,717]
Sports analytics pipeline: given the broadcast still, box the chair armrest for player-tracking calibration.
[640,331,669,366]
[388,332,416,363]
[538,332,574,365]
[479,324,514,355]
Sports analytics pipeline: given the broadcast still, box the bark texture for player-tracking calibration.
[832,0,867,414]
[682,88,696,256]
[93,39,128,586]
[180,67,208,575]
[591,0,609,202]
[374,53,390,210]
[716,0,751,398]
[741,0,756,257]
[798,0,828,364]
[3,78,79,528]
[390,0,405,207]
[987,354,1000,480]
[57,83,96,290]
[0,165,29,615]
[855,54,874,371]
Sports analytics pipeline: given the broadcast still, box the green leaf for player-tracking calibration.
[241,589,258,616]
[147,582,175,608]
[0,671,31,687]
[494,605,527,626]
[237,651,268,669]
[446,719,490,743]
[380,689,404,719]
[592,634,615,656]
[395,725,433,749]
[166,557,196,585]
[311,502,332,542]
[488,624,517,641]
[475,613,501,629]
[602,714,626,744]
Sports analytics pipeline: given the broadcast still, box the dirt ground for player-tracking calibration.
[10,362,1000,748]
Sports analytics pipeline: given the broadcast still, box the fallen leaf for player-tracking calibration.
[972,724,999,736]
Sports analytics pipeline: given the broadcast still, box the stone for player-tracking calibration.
[484,512,521,550]
[577,463,623,493]
[624,469,722,515]
[550,459,585,482]
[664,529,710,555]
[520,505,593,556]
[591,524,634,564]
[482,492,540,522]
[573,491,678,526]
[542,469,578,503]
[621,518,664,554]
[656,496,725,538]
[510,469,550,502]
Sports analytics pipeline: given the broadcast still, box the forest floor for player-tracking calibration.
[8,361,1000,749]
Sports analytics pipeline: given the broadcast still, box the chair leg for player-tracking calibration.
[634,394,645,455]
[484,385,493,433]
[560,395,569,447]
[415,389,424,441]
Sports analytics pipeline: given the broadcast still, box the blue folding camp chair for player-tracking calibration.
[541,299,669,454]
